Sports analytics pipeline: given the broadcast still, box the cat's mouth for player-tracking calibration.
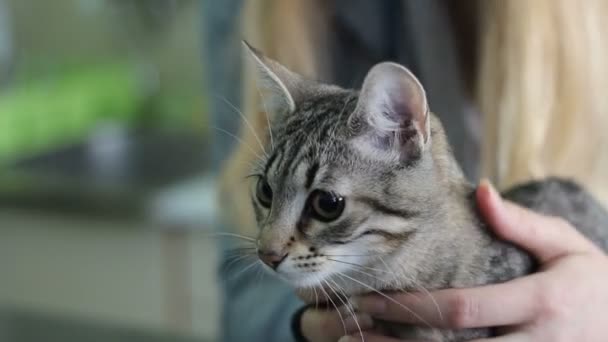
[262,251,369,295]
[257,250,340,289]
[272,257,330,288]
[256,240,378,293]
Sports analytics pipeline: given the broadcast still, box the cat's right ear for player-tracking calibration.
[243,41,304,119]
[349,62,430,164]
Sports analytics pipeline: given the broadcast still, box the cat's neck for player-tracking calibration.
[425,180,533,289]
[398,114,529,289]
[353,114,531,294]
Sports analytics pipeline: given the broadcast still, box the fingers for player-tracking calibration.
[476,180,593,263]
[301,306,374,339]
[354,276,542,328]
[469,331,530,342]
[338,331,530,342]
[338,332,430,342]
[296,286,332,303]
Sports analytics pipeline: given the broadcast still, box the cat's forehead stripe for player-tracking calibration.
[264,149,279,175]
[304,162,319,189]
[356,196,421,219]
[311,216,365,242]
[265,146,284,176]
[264,92,356,188]
[287,146,314,180]
[278,143,302,180]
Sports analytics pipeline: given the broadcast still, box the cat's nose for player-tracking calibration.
[258,250,288,270]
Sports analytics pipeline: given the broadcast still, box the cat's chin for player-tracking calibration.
[295,286,328,304]
[277,271,325,289]
[277,271,361,304]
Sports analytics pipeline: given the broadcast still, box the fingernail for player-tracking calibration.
[352,296,386,314]
[338,336,356,342]
[479,178,490,189]
[343,313,374,331]
[480,179,501,204]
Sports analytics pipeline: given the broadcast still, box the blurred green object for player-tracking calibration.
[0,64,145,163]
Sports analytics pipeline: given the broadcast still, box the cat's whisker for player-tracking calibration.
[240,163,265,178]
[328,279,362,324]
[207,232,257,242]
[224,249,255,261]
[411,281,444,323]
[338,256,440,323]
[244,173,263,180]
[326,258,395,276]
[225,245,256,251]
[313,284,320,310]
[224,247,257,260]
[211,126,264,160]
[253,79,275,151]
[226,260,260,283]
[238,176,259,185]
[213,94,269,158]
[218,158,261,178]
[375,255,443,322]
[376,255,443,321]
[325,279,365,342]
[327,258,406,291]
[326,259,381,281]
[319,281,348,336]
[223,254,256,274]
[329,260,406,305]
[253,264,267,295]
[226,245,257,251]
[216,244,256,266]
[233,156,265,175]
[328,265,390,285]
[335,271,433,329]
[376,255,401,286]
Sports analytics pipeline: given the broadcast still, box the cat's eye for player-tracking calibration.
[309,190,345,222]
[256,178,273,208]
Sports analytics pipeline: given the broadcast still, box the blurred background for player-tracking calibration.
[2,1,608,342]
[0,0,218,341]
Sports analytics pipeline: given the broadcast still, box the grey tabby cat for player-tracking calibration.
[244,42,608,341]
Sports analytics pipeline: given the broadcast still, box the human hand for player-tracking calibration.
[342,180,608,341]
[299,305,373,342]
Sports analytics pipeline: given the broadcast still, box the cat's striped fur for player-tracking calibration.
[245,43,608,341]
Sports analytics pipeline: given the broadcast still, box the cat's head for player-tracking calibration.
[244,42,461,292]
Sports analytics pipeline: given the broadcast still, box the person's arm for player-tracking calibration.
[218,239,303,342]
[343,181,608,342]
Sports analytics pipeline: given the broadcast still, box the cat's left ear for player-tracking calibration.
[349,62,430,163]
[243,41,305,119]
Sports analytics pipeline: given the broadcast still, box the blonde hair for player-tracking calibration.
[478,0,608,206]
[219,0,608,235]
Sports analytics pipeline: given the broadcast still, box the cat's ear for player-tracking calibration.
[243,41,304,118]
[349,62,430,163]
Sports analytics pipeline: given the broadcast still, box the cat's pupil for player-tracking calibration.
[256,178,273,208]
[310,190,345,222]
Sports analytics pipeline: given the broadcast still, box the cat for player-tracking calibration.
[243,42,608,341]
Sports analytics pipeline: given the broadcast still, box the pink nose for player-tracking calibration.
[258,250,288,270]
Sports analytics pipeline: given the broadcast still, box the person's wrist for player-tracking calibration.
[291,304,312,342]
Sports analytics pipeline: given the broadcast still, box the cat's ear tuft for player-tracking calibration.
[350,62,430,163]
[242,41,303,118]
